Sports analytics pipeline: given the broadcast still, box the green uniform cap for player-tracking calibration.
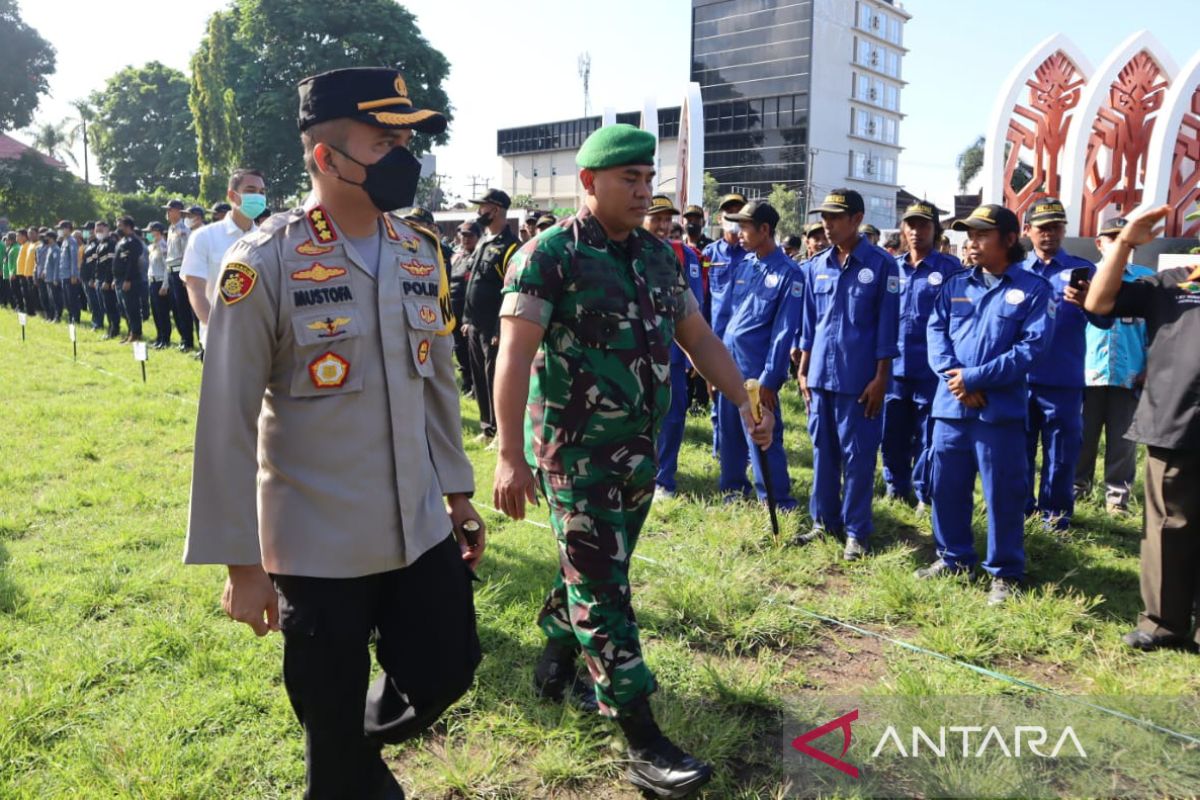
[576,123,656,170]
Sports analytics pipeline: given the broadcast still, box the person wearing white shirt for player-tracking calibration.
[181,168,267,344]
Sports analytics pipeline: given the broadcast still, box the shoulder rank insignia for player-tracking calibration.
[296,239,335,257]
[219,262,258,305]
[307,206,338,244]
[291,263,348,283]
[309,352,350,388]
[307,316,352,338]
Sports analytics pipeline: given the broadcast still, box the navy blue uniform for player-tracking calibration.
[1020,251,1111,528]
[800,235,900,543]
[881,250,960,503]
[654,242,706,494]
[703,237,750,459]
[718,245,803,507]
[927,264,1053,578]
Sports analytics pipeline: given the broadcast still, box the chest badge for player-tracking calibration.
[291,263,347,283]
[307,316,352,338]
[308,352,350,388]
[295,240,335,257]
[765,273,780,289]
[400,259,436,278]
[857,267,875,284]
[927,271,944,286]
[1005,288,1026,305]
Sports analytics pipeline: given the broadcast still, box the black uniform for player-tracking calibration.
[1110,267,1200,648]
[113,233,145,339]
[94,235,120,338]
[81,239,102,329]
[449,249,473,394]
[462,225,519,438]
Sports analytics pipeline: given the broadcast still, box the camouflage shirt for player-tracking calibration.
[500,207,700,482]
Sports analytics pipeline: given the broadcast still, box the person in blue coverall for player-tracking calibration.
[795,189,900,561]
[703,193,750,460]
[645,194,706,498]
[1020,197,1110,529]
[881,201,962,509]
[919,204,1054,606]
[718,200,803,507]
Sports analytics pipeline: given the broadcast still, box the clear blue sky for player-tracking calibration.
[16,0,1198,212]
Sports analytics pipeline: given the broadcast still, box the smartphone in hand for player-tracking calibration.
[1069,267,1091,290]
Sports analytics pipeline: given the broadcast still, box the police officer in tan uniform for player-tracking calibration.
[184,67,483,800]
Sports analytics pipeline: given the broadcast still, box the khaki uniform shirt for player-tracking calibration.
[184,203,473,578]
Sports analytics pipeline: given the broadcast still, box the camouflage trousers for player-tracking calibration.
[536,469,657,717]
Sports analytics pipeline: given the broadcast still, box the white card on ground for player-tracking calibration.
[69,324,76,342]
[133,342,148,361]
[18,312,27,325]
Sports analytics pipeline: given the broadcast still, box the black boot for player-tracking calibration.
[618,699,713,798]
[533,640,599,712]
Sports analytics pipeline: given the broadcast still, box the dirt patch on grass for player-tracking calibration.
[788,626,896,693]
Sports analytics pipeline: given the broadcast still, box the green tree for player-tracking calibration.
[191,0,453,204]
[766,183,801,239]
[957,135,985,193]
[0,152,97,226]
[0,0,56,132]
[190,10,246,203]
[65,100,97,184]
[509,194,534,210]
[90,62,199,195]
[28,121,75,166]
[702,172,720,217]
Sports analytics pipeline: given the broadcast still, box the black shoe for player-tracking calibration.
[792,527,827,546]
[626,736,713,798]
[617,699,713,798]
[533,641,599,712]
[1121,629,1199,653]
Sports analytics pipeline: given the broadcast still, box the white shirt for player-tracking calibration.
[180,215,257,343]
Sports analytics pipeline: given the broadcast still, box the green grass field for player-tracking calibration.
[1,309,1198,799]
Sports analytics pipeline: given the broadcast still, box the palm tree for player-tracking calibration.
[66,100,96,184]
[28,120,77,167]
[956,135,985,193]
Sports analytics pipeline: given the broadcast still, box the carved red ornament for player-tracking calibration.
[1003,52,1086,221]
[1164,84,1200,238]
[1078,52,1169,237]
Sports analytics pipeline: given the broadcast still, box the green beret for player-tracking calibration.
[576,123,656,170]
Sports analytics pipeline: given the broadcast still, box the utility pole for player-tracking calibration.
[466,174,488,199]
[804,146,819,216]
[578,52,592,117]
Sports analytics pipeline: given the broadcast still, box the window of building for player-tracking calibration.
[887,16,903,46]
[885,84,899,111]
[849,150,897,184]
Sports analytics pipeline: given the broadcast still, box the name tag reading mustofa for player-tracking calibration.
[294,286,354,307]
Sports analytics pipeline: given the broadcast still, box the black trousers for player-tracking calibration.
[453,327,473,394]
[21,277,40,315]
[121,283,143,338]
[272,535,481,800]
[1137,446,1200,644]
[63,279,83,324]
[101,287,121,336]
[84,282,102,328]
[467,328,497,437]
[148,279,172,345]
[48,281,64,321]
[168,271,194,347]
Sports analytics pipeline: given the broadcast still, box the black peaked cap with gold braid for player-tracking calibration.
[297,67,447,135]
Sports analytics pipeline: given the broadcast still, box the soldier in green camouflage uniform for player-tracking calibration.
[492,123,773,798]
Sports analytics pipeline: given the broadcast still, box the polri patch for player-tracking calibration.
[219,262,258,305]
[309,352,350,388]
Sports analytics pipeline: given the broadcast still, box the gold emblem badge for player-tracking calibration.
[291,263,348,283]
[307,316,352,338]
[308,352,350,388]
[296,240,335,257]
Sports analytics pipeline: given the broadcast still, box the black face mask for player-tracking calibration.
[476,212,493,228]
[686,222,703,237]
[330,144,422,213]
